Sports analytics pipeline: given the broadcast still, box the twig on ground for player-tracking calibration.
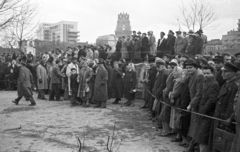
[77,137,82,152]
[3,125,21,132]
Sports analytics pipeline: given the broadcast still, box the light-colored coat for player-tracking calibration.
[37,64,48,90]
[148,35,156,56]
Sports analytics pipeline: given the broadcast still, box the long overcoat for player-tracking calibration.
[123,70,137,100]
[121,40,129,59]
[93,64,108,101]
[188,69,204,138]
[111,68,123,98]
[231,86,240,152]
[132,40,142,60]
[17,65,33,97]
[174,36,187,55]
[37,64,48,90]
[195,77,219,144]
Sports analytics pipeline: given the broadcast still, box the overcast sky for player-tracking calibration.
[35,0,240,43]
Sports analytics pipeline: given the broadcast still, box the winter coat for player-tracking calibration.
[188,69,204,138]
[50,65,65,84]
[141,37,149,54]
[132,40,142,60]
[77,66,93,99]
[93,64,108,101]
[166,35,176,55]
[123,70,137,100]
[37,64,48,90]
[174,36,187,55]
[121,40,129,59]
[148,35,156,56]
[111,68,123,98]
[17,65,33,97]
[195,77,220,144]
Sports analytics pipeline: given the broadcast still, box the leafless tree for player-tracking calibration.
[4,0,39,49]
[0,0,23,29]
[177,0,217,31]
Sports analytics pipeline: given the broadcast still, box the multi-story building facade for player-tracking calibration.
[222,19,240,49]
[205,39,223,54]
[37,21,79,44]
[37,23,52,41]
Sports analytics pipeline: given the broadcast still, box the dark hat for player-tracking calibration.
[176,31,182,34]
[142,33,146,35]
[132,31,136,33]
[184,59,198,68]
[181,55,190,59]
[169,30,174,34]
[235,52,240,57]
[98,58,104,64]
[222,62,240,72]
[71,68,77,71]
[212,56,224,63]
[20,56,27,62]
[161,32,165,35]
[137,31,141,34]
[199,58,208,65]
[234,62,240,69]
[149,56,155,63]
[155,57,165,65]
[188,30,194,34]
[119,58,126,63]
[199,29,203,33]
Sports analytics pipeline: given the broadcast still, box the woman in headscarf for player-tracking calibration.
[77,59,93,107]
[111,61,124,104]
[123,62,137,106]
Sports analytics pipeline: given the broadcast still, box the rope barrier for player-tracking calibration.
[146,89,238,125]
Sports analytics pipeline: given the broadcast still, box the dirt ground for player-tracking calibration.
[0,91,184,152]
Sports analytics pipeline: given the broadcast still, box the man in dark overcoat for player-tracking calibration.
[195,66,220,152]
[141,33,149,61]
[152,58,169,127]
[166,30,176,55]
[12,56,36,106]
[156,32,167,58]
[93,58,108,108]
[212,63,239,152]
[49,59,65,101]
[231,74,240,152]
[185,59,204,152]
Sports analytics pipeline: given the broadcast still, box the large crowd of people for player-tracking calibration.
[0,29,239,152]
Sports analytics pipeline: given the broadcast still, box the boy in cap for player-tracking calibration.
[70,68,79,106]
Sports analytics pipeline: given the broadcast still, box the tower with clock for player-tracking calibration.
[115,12,132,38]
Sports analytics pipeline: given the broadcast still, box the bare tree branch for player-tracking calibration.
[177,0,217,31]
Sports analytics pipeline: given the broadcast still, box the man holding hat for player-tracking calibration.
[212,62,239,152]
[93,58,108,108]
[174,31,187,55]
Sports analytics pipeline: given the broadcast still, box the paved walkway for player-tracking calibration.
[0,91,184,152]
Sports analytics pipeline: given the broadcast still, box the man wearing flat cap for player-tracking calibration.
[213,56,225,87]
[184,59,204,151]
[212,62,239,152]
[157,32,167,58]
[174,31,187,55]
[152,57,169,130]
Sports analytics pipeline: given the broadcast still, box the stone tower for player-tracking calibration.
[115,12,132,38]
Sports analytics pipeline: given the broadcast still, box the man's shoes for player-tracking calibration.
[82,104,90,107]
[29,103,36,106]
[141,105,147,109]
[12,100,18,105]
[101,101,106,108]
[171,138,182,142]
[112,99,119,104]
[40,98,47,100]
[56,99,63,101]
